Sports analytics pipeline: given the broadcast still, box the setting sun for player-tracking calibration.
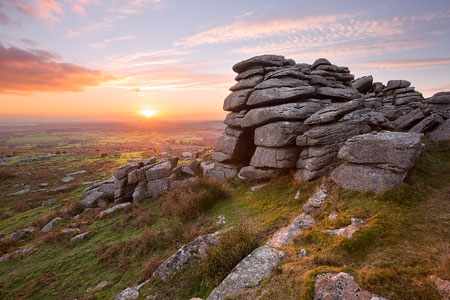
[138,109,158,118]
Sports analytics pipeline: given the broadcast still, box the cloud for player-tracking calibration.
[174,12,407,48]
[111,67,231,92]
[0,43,115,94]
[420,83,450,94]
[66,29,81,38]
[89,35,135,49]
[350,58,450,70]
[19,38,39,47]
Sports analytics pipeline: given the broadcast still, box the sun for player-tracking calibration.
[138,109,158,118]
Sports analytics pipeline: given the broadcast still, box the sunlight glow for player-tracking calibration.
[138,109,158,118]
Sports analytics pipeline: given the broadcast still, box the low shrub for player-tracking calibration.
[161,178,229,223]
[140,257,164,281]
[200,225,259,286]
[0,236,18,255]
[441,253,450,279]
[31,211,59,229]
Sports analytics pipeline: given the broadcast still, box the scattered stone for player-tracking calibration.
[0,246,34,263]
[40,183,48,187]
[206,245,285,300]
[297,249,307,258]
[61,228,80,234]
[79,190,106,208]
[67,170,87,176]
[250,183,268,191]
[238,166,285,180]
[294,190,300,200]
[314,272,388,300]
[71,232,90,242]
[98,203,131,218]
[115,280,149,300]
[49,185,69,192]
[328,212,337,221]
[41,217,62,233]
[325,217,364,238]
[8,187,30,196]
[87,280,108,293]
[61,176,75,183]
[216,215,226,226]
[41,199,57,207]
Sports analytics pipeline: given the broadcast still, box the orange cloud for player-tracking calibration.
[0,43,115,94]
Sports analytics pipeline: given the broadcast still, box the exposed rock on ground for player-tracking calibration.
[314,272,388,300]
[153,233,220,280]
[266,213,315,247]
[430,275,450,300]
[206,245,285,300]
[325,217,364,238]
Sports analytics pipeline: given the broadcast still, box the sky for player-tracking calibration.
[0,0,449,122]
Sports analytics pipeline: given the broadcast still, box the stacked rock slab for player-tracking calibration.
[209,54,449,183]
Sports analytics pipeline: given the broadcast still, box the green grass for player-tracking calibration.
[0,141,448,300]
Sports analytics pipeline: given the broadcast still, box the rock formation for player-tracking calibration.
[207,54,449,191]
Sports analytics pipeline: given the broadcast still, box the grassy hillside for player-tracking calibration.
[0,140,449,300]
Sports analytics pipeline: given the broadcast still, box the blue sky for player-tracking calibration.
[1,0,449,121]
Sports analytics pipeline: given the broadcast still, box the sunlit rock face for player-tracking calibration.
[208,54,449,187]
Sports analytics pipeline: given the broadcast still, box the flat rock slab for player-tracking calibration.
[232,55,289,73]
[238,166,285,180]
[153,234,219,280]
[314,272,388,300]
[206,245,285,300]
[316,87,361,101]
[241,102,321,128]
[205,162,240,181]
[304,99,363,125]
[324,217,364,238]
[267,213,315,247]
[250,146,299,169]
[223,89,252,112]
[115,280,149,300]
[247,86,315,107]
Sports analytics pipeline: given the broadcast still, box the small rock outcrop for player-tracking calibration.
[331,131,424,192]
[314,272,388,300]
[206,245,285,300]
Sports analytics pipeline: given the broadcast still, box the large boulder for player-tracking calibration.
[230,75,263,91]
[315,87,361,101]
[213,134,253,163]
[352,76,373,94]
[331,131,424,192]
[241,102,322,128]
[238,166,286,180]
[266,213,315,247]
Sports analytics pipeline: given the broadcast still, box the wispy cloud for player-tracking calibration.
[421,83,450,94]
[66,29,81,38]
[174,12,407,48]
[0,43,114,94]
[89,35,135,49]
[111,67,231,92]
[350,58,450,70]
